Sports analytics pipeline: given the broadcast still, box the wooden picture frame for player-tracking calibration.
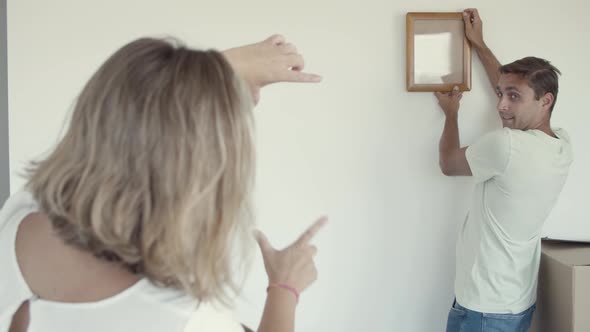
[406,12,471,92]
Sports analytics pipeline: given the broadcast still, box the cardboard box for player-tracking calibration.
[529,240,590,332]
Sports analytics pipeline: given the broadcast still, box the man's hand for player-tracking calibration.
[463,8,502,89]
[435,86,463,118]
[463,8,485,49]
[223,35,322,104]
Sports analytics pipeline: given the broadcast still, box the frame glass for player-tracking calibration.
[406,12,472,92]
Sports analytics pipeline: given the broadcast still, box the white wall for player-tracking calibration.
[7,0,590,331]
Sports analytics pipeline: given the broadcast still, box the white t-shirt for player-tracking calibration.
[0,192,244,332]
[456,127,573,314]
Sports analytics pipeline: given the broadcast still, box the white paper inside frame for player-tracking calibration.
[413,19,464,85]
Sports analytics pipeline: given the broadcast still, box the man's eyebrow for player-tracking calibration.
[496,86,521,93]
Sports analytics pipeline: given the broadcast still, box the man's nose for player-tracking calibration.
[497,97,509,111]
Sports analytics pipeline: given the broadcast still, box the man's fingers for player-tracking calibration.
[462,11,471,26]
[472,8,481,22]
[463,9,475,25]
[435,88,462,101]
[464,8,477,16]
[434,91,448,101]
[463,8,480,24]
[296,216,328,245]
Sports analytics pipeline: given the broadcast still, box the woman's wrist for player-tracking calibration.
[267,283,300,304]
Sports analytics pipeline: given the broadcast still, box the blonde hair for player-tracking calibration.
[26,37,255,303]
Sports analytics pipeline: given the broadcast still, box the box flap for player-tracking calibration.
[542,240,590,266]
[543,235,590,243]
[573,267,590,330]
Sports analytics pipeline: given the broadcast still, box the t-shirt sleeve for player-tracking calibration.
[465,128,512,183]
[183,302,244,332]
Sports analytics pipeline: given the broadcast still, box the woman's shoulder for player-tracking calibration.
[0,191,38,231]
[182,300,244,332]
[132,281,244,332]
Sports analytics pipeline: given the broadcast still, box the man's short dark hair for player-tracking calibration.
[500,57,561,112]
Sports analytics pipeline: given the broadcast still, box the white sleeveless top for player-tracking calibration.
[0,192,244,332]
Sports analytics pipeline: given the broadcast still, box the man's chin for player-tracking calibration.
[502,121,515,129]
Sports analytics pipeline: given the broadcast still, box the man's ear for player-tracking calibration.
[541,92,555,111]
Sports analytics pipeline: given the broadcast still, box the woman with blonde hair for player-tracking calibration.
[0,34,325,332]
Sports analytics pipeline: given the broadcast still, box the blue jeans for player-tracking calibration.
[446,299,536,332]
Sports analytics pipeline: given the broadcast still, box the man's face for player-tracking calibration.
[495,73,546,130]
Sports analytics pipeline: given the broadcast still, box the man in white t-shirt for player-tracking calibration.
[435,9,573,332]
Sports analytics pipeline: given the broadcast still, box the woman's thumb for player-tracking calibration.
[254,229,272,255]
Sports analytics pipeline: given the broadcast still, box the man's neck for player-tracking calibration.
[534,123,557,138]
